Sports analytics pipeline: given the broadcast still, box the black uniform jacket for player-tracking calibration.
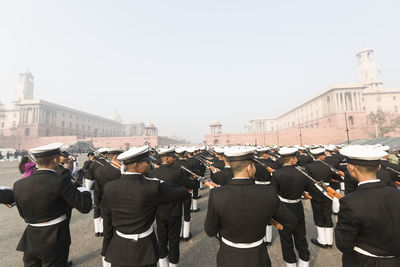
[380,159,400,183]
[212,159,225,170]
[211,167,234,186]
[101,173,190,265]
[305,160,341,201]
[377,169,397,187]
[13,170,92,254]
[93,163,121,209]
[204,178,297,267]
[335,181,400,265]
[272,165,314,200]
[83,160,95,181]
[0,187,14,204]
[324,155,341,168]
[297,154,313,166]
[148,164,199,216]
[255,158,277,182]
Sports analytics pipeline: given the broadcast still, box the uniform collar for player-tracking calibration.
[229,177,253,185]
[358,179,381,186]
[122,173,144,180]
[37,168,56,173]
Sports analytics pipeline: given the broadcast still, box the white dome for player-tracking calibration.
[109,110,122,123]
[359,47,373,53]
[210,120,221,126]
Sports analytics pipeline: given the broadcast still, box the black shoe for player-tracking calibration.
[190,208,200,213]
[193,195,202,199]
[95,233,100,237]
[266,242,272,246]
[182,233,192,242]
[311,238,327,248]
[65,261,73,267]
[99,232,104,237]
[327,244,333,248]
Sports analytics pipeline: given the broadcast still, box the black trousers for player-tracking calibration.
[311,199,333,227]
[278,222,310,263]
[192,187,199,199]
[23,247,69,267]
[183,198,191,221]
[156,214,182,264]
[94,207,101,218]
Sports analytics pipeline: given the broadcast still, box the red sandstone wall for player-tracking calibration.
[205,112,377,146]
[86,136,159,149]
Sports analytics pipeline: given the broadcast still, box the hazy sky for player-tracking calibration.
[1,1,399,143]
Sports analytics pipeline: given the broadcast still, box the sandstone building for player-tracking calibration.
[0,71,175,149]
[205,48,400,146]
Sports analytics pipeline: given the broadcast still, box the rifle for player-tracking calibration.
[295,166,343,200]
[89,148,122,170]
[385,167,400,187]
[253,159,312,199]
[319,160,345,180]
[253,158,276,174]
[180,165,219,189]
[195,156,220,173]
[182,164,285,230]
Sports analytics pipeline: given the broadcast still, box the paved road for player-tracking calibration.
[0,158,342,267]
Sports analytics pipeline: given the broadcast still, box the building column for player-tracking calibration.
[351,93,356,111]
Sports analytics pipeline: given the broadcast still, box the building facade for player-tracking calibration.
[205,48,400,146]
[0,70,182,149]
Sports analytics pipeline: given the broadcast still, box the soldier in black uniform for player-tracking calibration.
[92,148,110,237]
[0,186,14,205]
[271,147,312,267]
[57,150,77,187]
[205,148,296,267]
[93,149,123,241]
[297,147,313,166]
[185,147,202,212]
[173,147,195,242]
[254,147,276,246]
[305,148,341,249]
[210,148,225,170]
[13,143,92,267]
[211,150,234,186]
[101,146,191,267]
[83,152,96,198]
[148,148,199,266]
[336,145,400,267]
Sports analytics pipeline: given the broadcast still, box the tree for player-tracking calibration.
[369,110,400,138]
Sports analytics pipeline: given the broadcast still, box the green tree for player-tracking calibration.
[369,110,400,137]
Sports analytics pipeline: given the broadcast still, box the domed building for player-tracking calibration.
[205,48,400,146]
[0,72,178,149]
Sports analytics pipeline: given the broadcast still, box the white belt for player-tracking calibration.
[278,195,301,203]
[255,181,270,185]
[354,246,396,259]
[29,214,67,227]
[221,237,264,249]
[116,226,153,241]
